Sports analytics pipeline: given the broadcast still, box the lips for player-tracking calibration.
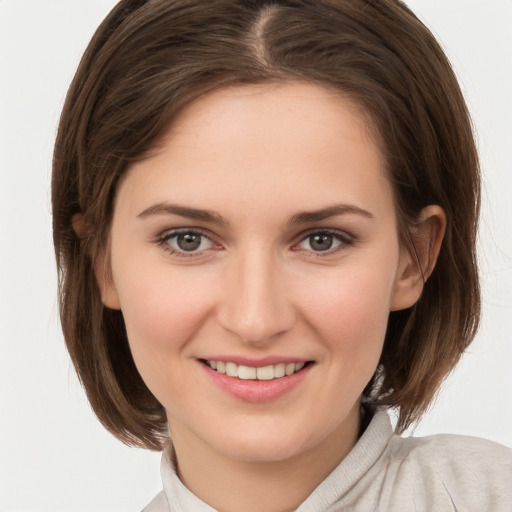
[199,358,313,402]
[205,360,306,380]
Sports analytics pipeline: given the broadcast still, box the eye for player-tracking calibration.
[297,230,352,253]
[159,229,215,255]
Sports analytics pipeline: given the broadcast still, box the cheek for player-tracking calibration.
[298,262,396,363]
[113,265,219,408]
[114,264,214,360]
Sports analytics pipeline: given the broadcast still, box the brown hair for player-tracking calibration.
[52,0,480,449]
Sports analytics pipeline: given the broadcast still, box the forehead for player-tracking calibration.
[117,81,394,223]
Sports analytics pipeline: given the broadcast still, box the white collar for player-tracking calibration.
[159,407,393,512]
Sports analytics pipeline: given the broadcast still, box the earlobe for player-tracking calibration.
[390,205,446,311]
[95,254,121,310]
[72,213,121,310]
[71,212,92,240]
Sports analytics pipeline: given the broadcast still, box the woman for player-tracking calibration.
[52,0,511,510]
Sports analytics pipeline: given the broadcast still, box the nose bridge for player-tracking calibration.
[218,245,294,345]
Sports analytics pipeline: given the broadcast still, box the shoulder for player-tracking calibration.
[391,427,510,452]
[388,431,512,472]
[382,432,512,511]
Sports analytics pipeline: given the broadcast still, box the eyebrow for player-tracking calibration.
[137,203,229,225]
[137,202,374,225]
[287,204,374,225]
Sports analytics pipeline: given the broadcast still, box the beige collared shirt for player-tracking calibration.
[143,408,512,511]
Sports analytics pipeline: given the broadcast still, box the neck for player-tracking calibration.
[170,404,361,512]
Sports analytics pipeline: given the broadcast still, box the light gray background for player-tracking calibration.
[1,1,511,511]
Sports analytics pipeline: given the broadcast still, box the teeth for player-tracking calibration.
[274,363,286,378]
[238,365,257,380]
[226,362,238,377]
[256,365,274,380]
[206,360,308,380]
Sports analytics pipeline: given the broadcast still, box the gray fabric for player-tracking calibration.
[143,408,512,511]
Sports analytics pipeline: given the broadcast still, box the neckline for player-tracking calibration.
[160,407,394,512]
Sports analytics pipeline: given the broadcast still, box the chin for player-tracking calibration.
[200,420,323,463]
[218,437,309,463]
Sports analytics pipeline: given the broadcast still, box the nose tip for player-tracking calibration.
[217,255,295,346]
[225,297,293,346]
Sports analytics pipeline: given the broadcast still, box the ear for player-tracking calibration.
[72,213,121,310]
[390,205,446,311]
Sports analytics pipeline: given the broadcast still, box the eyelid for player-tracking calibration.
[153,226,355,259]
[293,228,355,254]
[155,227,220,257]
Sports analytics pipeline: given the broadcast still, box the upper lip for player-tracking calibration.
[198,356,312,367]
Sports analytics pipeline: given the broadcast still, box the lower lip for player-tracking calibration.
[200,362,312,403]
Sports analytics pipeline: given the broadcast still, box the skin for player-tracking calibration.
[96,82,445,512]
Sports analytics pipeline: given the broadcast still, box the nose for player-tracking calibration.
[217,250,295,346]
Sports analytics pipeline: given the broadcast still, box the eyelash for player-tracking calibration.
[156,228,218,258]
[155,228,355,259]
[295,230,355,256]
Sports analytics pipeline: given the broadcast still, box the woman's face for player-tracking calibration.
[101,82,419,463]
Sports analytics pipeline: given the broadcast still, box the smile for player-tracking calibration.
[204,360,308,381]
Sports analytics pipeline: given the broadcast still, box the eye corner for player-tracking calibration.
[154,227,222,258]
[294,229,355,256]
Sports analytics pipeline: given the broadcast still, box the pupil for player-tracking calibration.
[177,233,201,251]
[311,234,333,251]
